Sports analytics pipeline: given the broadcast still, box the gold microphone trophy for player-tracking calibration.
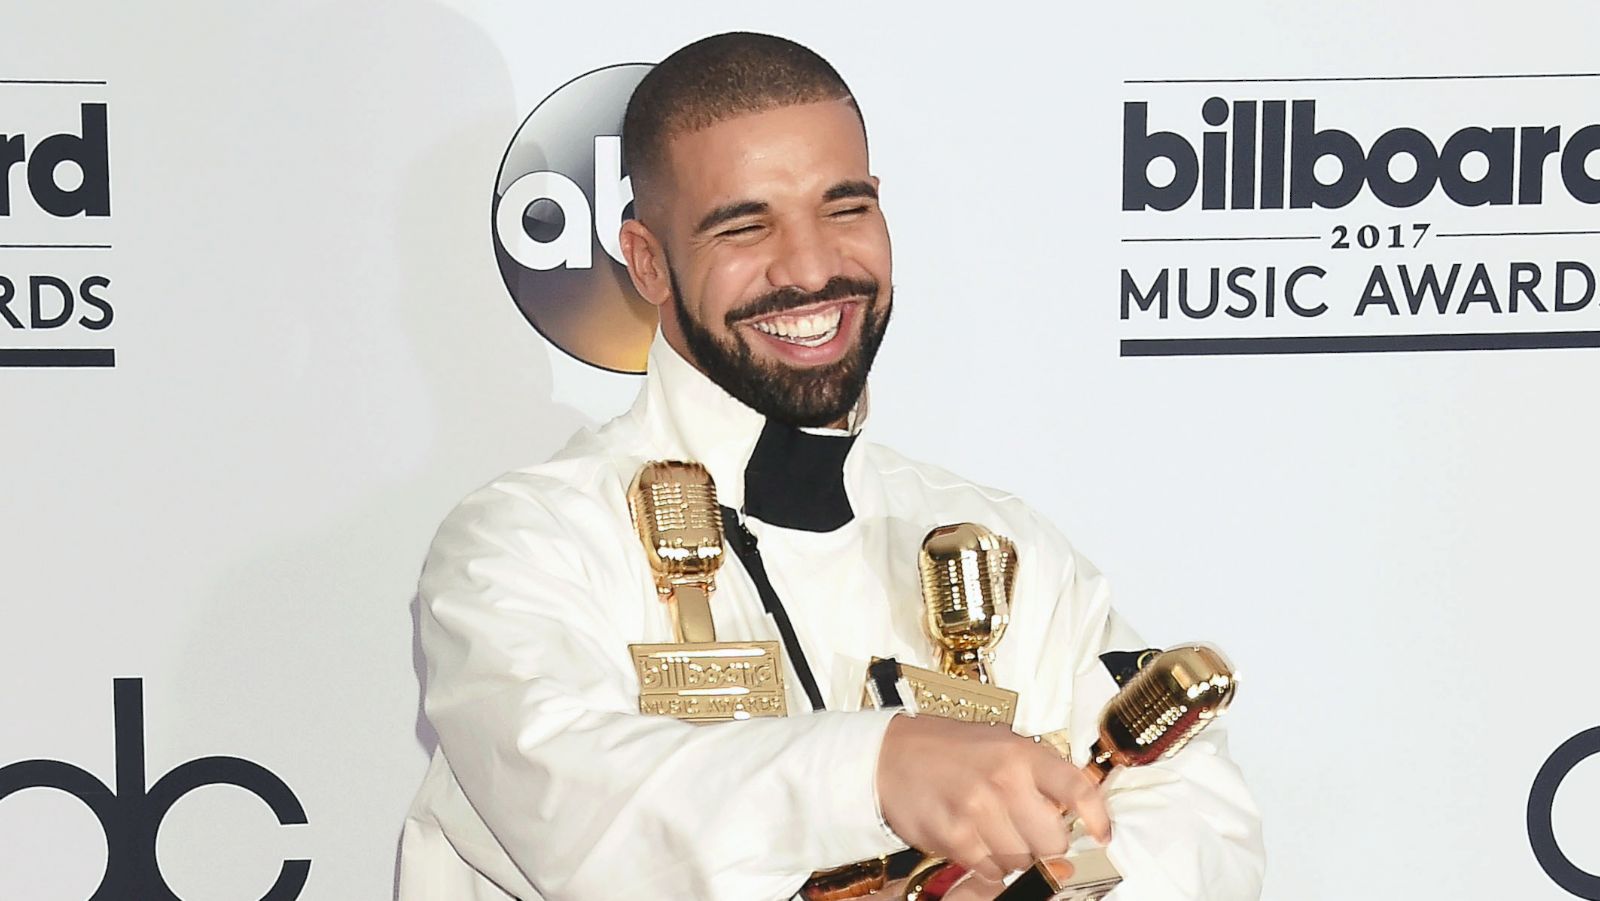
[906,644,1239,901]
[805,524,1022,901]
[865,523,1021,725]
[626,461,788,722]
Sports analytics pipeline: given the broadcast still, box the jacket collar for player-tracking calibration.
[635,330,864,532]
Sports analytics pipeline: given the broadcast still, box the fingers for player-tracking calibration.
[1011,785,1074,859]
[1074,791,1113,845]
[1033,755,1112,844]
[958,753,1073,878]
[874,715,1115,888]
[976,815,1035,876]
[944,827,1004,883]
[942,869,1009,901]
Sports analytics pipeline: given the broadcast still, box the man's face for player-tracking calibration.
[645,99,893,428]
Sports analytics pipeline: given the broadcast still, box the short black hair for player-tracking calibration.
[622,32,863,222]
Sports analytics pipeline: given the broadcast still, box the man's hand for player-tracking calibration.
[940,870,1012,901]
[875,714,1111,883]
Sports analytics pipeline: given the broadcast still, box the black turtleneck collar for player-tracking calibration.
[742,419,858,532]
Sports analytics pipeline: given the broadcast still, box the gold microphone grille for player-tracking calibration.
[628,461,724,578]
[1100,645,1236,767]
[920,553,1002,620]
[918,524,1013,653]
[644,482,722,532]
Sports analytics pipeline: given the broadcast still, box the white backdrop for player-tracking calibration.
[3,2,1598,899]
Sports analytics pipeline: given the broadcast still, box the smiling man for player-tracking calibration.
[399,32,1264,901]
[619,87,891,431]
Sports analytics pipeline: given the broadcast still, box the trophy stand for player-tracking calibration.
[625,461,789,722]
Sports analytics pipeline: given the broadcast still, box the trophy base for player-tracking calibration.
[997,849,1121,901]
[630,641,788,722]
[865,657,1017,726]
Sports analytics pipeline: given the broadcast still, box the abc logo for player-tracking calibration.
[0,679,308,900]
[492,64,657,374]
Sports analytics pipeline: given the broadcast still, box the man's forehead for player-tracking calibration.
[661,99,868,182]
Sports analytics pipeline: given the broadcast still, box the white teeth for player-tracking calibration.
[751,308,843,346]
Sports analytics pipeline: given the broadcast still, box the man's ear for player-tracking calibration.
[620,219,672,308]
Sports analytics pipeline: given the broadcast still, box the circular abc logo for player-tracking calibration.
[493,64,657,374]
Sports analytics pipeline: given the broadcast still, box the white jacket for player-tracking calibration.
[398,333,1265,901]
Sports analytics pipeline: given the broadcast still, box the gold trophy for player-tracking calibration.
[806,524,1022,901]
[865,523,1021,725]
[626,461,788,722]
[903,644,1239,901]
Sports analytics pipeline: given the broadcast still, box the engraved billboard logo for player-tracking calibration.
[492,63,656,374]
[0,679,309,900]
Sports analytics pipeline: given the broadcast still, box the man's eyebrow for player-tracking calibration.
[695,200,768,235]
[822,180,878,203]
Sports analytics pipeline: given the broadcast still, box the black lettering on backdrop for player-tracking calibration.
[1556,262,1596,312]
[1355,262,1597,316]
[1401,264,1460,315]
[1122,269,1169,319]
[0,96,118,366]
[1122,98,1600,211]
[31,275,74,329]
[1457,263,1502,313]
[1437,127,1514,207]
[1355,266,1398,316]
[0,275,116,330]
[1289,99,1364,209]
[0,133,24,215]
[1561,125,1600,204]
[0,679,309,900]
[1121,266,1326,320]
[1366,129,1437,207]
[0,276,20,328]
[1509,262,1547,312]
[0,103,111,218]
[1225,267,1257,318]
[1331,223,1431,250]
[1117,82,1600,356]
[79,275,113,330]
[1181,269,1217,318]
[1122,102,1197,212]
[1520,126,1563,204]
[1261,100,1287,208]
[1284,266,1327,316]
[1230,99,1257,209]
[1200,97,1228,211]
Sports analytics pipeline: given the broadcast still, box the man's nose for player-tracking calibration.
[766,220,841,294]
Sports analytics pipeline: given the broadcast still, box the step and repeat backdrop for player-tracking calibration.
[3,1,1598,899]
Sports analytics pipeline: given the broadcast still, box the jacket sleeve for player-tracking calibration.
[418,477,903,901]
[1011,519,1266,901]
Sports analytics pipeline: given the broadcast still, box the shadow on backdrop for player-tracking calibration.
[156,2,589,898]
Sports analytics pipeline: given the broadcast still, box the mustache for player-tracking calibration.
[725,276,880,328]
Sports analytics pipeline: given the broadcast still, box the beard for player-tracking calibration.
[667,264,892,429]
